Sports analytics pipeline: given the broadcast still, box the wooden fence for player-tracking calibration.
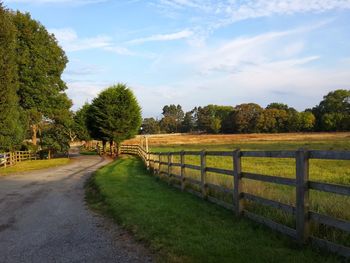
[120,144,350,258]
[1,151,37,168]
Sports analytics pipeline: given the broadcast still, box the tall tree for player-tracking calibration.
[12,11,69,145]
[196,105,233,133]
[160,104,184,133]
[142,118,160,134]
[312,89,350,131]
[74,103,92,142]
[181,111,196,133]
[0,4,24,151]
[233,103,263,133]
[87,84,141,154]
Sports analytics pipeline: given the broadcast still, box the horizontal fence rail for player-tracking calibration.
[120,144,350,258]
[0,151,38,168]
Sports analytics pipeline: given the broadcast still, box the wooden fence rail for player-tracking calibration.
[1,151,37,168]
[120,144,350,258]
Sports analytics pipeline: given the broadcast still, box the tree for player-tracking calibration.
[0,4,25,151]
[12,11,69,145]
[266,103,289,111]
[257,109,289,133]
[74,103,92,142]
[312,89,350,131]
[142,118,160,134]
[233,103,263,133]
[299,111,315,131]
[87,84,141,154]
[196,105,233,133]
[181,111,196,132]
[160,104,184,133]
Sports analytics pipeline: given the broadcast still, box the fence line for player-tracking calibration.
[120,144,350,258]
[1,151,37,168]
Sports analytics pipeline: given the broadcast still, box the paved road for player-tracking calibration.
[0,155,152,263]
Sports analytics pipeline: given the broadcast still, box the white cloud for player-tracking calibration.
[128,29,193,44]
[49,28,134,55]
[137,21,350,115]
[50,28,111,52]
[66,80,111,110]
[154,0,350,30]
[183,21,329,74]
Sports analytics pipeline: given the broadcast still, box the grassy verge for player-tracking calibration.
[150,140,350,246]
[0,158,71,175]
[86,155,340,263]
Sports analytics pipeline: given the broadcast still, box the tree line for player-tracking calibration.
[142,89,350,134]
[0,3,73,154]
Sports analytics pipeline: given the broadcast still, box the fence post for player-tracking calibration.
[233,149,243,216]
[167,153,172,184]
[4,153,7,168]
[146,152,150,170]
[296,148,310,244]
[158,153,161,176]
[200,150,207,199]
[180,151,185,191]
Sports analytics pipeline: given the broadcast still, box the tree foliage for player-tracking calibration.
[0,4,25,151]
[12,11,69,144]
[0,5,71,153]
[142,118,160,134]
[87,84,142,148]
[160,104,184,133]
[233,103,263,133]
[73,103,91,141]
[312,89,350,131]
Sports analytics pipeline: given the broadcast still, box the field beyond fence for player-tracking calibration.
[120,144,350,258]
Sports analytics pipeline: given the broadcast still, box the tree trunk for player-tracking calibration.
[102,140,106,155]
[32,124,37,146]
[116,142,120,157]
[109,140,114,156]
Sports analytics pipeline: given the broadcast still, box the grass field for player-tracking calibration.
[0,158,71,176]
[87,155,341,263]
[124,132,350,246]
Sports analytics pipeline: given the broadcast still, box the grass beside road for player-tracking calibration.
[0,158,71,176]
[86,155,340,263]
[150,139,350,246]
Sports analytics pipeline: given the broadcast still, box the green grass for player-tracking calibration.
[87,155,341,263]
[150,139,350,246]
[0,158,71,175]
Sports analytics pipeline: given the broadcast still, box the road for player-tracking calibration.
[0,155,152,263]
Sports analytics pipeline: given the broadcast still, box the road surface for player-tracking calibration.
[0,155,152,263]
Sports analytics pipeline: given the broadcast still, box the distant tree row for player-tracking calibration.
[142,89,350,134]
[0,4,72,154]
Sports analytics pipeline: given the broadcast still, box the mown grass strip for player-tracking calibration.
[86,155,341,263]
[0,158,71,176]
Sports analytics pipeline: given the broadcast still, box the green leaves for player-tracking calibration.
[87,83,142,144]
[313,89,350,131]
[0,5,71,152]
[0,4,25,151]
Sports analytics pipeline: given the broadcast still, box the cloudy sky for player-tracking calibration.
[4,0,350,118]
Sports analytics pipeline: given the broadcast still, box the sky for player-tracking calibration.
[3,0,350,118]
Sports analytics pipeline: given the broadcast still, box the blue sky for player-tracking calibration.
[4,0,350,118]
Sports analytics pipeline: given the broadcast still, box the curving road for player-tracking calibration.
[0,155,152,263]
